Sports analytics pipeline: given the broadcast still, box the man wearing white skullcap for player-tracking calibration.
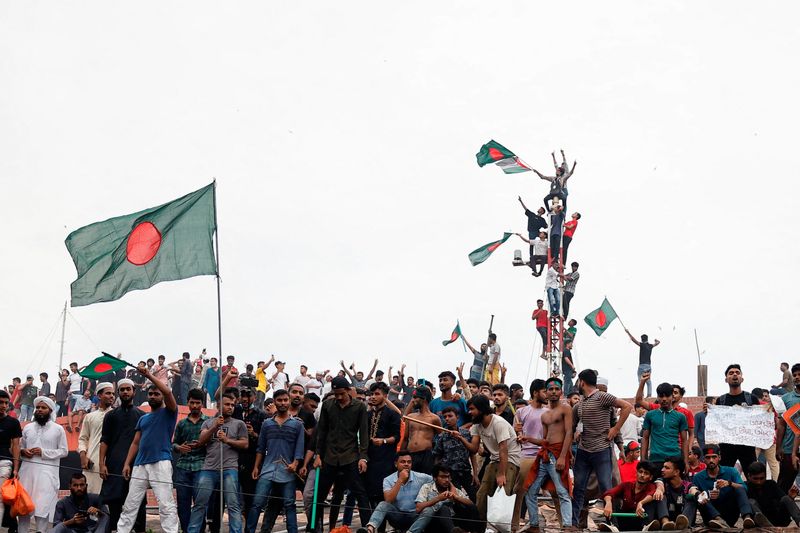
[17,396,69,533]
[78,382,115,493]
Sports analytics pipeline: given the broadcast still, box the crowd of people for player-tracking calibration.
[1,352,800,533]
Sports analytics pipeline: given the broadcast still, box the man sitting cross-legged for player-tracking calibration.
[406,464,484,533]
[652,456,696,530]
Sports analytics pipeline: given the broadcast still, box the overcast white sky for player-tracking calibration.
[2,2,798,398]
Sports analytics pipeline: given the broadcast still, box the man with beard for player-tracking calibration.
[188,394,248,533]
[78,382,115,494]
[511,379,548,532]
[400,386,441,474]
[409,464,483,533]
[688,444,756,528]
[238,388,267,520]
[430,371,469,427]
[522,377,574,532]
[99,378,146,532]
[246,389,305,533]
[310,376,372,533]
[17,396,68,533]
[116,364,179,533]
[172,388,209,533]
[715,364,758,470]
[365,382,401,508]
[570,369,632,528]
[51,473,110,533]
[0,389,21,528]
[462,394,522,520]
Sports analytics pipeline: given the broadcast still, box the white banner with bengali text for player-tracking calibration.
[705,404,774,449]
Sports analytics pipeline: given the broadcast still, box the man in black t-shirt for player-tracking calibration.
[625,329,660,397]
[0,389,22,527]
[715,364,758,470]
[745,461,800,527]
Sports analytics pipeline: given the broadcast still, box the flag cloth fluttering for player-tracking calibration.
[468,232,513,266]
[584,298,619,336]
[442,322,462,346]
[65,183,217,307]
[475,140,531,174]
[79,353,130,379]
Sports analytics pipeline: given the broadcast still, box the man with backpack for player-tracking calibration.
[715,364,758,471]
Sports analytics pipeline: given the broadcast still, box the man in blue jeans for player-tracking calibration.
[188,394,248,533]
[357,450,432,533]
[625,329,660,397]
[246,389,304,533]
[172,388,208,533]
[571,369,632,527]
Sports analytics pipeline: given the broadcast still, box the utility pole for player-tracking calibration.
[695,328,707,397]
[58,300,67,372]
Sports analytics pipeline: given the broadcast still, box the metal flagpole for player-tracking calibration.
[212,180,225,526]
[58,300,67,373]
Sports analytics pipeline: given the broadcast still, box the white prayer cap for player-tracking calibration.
[34,396,57,420]
[117,378,135,388]
[597,377,609,386]
[679,402,688,409]
[96,382,115,393]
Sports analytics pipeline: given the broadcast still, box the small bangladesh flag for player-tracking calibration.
[80,352,130,379]
[584,298,619,336]
[475,140,531,174]
[65,183,217,307]
[442,322,462,346]
[468,232,513,266]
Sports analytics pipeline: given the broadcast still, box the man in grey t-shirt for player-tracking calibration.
[186,394,248,533]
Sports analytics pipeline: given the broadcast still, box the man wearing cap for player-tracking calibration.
[17,395,69,533]
[99,377,146,532]
[310,376,372,532]
[400,385,441,475]
[78,381,115,494]
[688,444,756,528]
[270,360,289,393]
[618,441,641,483]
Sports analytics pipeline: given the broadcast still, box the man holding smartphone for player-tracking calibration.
[173,388,209,533]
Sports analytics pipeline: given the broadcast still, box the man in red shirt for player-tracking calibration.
[531,300,549,359]
[687,446,707,480]
[562,212,580,264]
[220,355,239,388]
[618,441,641,483]
[600,462,660,531]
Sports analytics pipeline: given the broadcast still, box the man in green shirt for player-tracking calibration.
[641,382,688,471]
[172,388,208,533]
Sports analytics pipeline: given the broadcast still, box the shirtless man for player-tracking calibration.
[523,377,574,531]
[400,386,441,475]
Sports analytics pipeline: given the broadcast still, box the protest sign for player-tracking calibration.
[705,404,774,449]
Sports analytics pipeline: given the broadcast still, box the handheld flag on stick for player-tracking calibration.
[468,232,513,266]
[584,298,619,336]
[65,183,217,307]
[476,140,531,174]
[79,352,133,379]
[442,322,462,346]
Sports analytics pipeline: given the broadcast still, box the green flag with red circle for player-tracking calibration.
[65,183,217,307]
[468,232,513,266]
[79,352,130,379]
[475,140,531,174]
[584,298,618,336]
[442,322,462,346]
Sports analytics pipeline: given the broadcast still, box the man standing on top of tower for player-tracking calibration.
[535,149,577,212]
[563,212,580,264]
[625,328,660,397]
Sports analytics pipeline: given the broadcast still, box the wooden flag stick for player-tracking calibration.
[402,415,447,432]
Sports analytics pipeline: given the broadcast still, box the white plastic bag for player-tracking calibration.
[486,485,515,533]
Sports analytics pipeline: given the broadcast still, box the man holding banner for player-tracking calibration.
[713,364,759,471]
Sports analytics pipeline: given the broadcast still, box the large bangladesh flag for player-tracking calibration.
[442,322,462,346]
[468,232,512,266]
[66,183,217,306]
[475,140,531,174]
[584,298,619,336]
[80,353,130,379]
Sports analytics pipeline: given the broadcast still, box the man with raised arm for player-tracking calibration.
[625,329,660,397]
[535,149,577,212]
[116,364,179,533]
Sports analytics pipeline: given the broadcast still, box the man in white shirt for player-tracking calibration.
[67,362,85,412]
[545,265,561,316]
[270,361,289,393]
[292,365,312,390]
[619,405,645,446]
[78,382,116,493]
